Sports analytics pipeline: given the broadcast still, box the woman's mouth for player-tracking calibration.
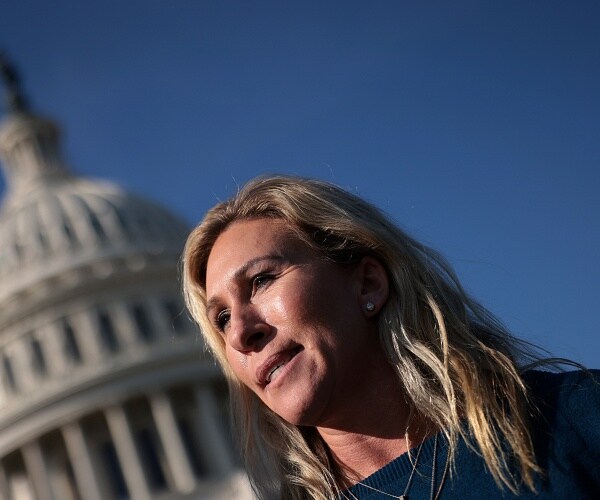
[260,346,303,385]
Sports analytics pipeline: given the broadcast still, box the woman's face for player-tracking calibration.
[205,218,387,427]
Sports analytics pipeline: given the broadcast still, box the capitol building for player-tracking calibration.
[0,59,251,499]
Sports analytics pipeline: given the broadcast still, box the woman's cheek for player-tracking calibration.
[225,346,249,383]
[236,351,248,368]
[268,294,290,323]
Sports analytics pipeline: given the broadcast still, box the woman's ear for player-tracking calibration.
[356,256,389,317]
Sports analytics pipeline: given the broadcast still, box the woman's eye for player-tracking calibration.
[215,310,231,331]
[253,274,274,290]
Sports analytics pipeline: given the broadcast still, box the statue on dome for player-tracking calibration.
[0,51,29,113]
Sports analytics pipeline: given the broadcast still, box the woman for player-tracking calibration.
[183,175,599,499]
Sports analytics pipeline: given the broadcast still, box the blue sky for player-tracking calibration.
[1,1,599,367]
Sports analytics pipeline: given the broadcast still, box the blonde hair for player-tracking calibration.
[183,175,541,499]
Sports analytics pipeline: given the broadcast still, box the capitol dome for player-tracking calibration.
[0,58,249,499]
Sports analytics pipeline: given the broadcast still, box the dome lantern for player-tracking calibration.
[0,53,70,201]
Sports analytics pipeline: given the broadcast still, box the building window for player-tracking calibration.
[163,300,187,335]
[100,441,129,500]
[13,241,22,259]
[37,229,49,252]
[134,210,153,236]
[135,428,167,491]
[30,337,47,376]
[131,304,154,342]
[62,319,82,363]
[87,209,107,243]
[98,310,119,353]
[2,354,17,393]
[62,221,76,245]
[113,206,132,238]
[177,418,209,477]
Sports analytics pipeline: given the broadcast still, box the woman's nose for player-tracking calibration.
[227,305,270,352]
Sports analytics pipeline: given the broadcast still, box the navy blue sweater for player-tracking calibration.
[344,370,600,499]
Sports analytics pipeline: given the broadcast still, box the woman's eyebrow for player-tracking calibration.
[232,254,285,282]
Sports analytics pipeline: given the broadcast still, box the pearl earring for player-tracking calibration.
[365,301,376,312]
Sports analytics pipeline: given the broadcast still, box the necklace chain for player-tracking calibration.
[344,434,449,500]
[430,433,450,500]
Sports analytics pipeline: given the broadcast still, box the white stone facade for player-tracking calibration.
[0,100,252,498]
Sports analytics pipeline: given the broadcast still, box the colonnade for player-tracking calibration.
[0,384,234,500]
[0,293,189,407]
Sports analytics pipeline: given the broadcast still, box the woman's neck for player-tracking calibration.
[315,362,433,483]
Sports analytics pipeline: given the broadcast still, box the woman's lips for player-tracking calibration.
[257,346,303,386]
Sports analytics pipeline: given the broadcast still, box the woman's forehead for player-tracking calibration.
[212,218,297,253]
[205,218,308,287]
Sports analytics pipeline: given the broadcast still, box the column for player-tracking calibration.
[146,296,169,341]
[104,405,151,500]
[111,302,138,348]
[61,421,103,500]
[11,341,33,392]
[60,195,97,246]
[194,386,233,475]
[150,392,196,493]
[39,323,65,376]
[22,441,53,500]
[0,363,8,407]
[38,200,64,251]
[74,310,104,363]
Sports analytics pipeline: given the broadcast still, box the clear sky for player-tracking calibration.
[1,1,599,367]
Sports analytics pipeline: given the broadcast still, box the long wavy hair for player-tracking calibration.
[183,175,543,499]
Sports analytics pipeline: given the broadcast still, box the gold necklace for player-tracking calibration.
[344,434,449,500]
